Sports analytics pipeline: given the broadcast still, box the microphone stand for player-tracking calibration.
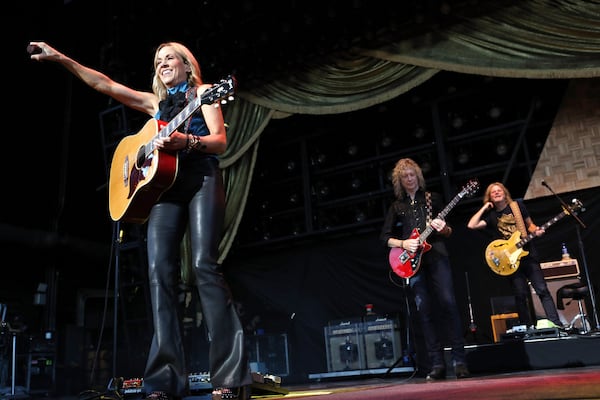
[541,182,599,331]
[464,272,478,343]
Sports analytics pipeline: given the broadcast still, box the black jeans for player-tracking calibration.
[409,251,466,369]
[143,159,251,395]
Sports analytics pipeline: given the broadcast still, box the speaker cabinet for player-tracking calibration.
[363,316,402,369]
[246,334,289,376]
[325,319,365,372]
[530,277,588,328]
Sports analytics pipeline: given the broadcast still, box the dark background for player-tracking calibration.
[4,0,599,394]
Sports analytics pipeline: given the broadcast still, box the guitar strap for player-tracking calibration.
[509,200,528,237]
[425,192,432,224]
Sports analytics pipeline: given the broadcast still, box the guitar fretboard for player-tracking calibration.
[140,76,234,158]
[419,180,478,243]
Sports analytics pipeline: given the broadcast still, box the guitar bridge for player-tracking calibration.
[123,155,129,186]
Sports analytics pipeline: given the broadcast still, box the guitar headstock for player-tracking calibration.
[568,198,584,214]
[461,178,480,197]
[201,75,236,107]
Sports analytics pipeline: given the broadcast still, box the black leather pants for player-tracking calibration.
[143,161,251,395]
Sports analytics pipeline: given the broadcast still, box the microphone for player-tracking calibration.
[541,179,586,228]
[27,44,42,55]
[541,180,551,190]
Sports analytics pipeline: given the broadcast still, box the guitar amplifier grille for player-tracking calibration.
[539,259,579,280]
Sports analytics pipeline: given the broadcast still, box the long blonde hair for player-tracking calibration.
[151,42,202,100]
[391,158,426,199]
[483,182,513,204]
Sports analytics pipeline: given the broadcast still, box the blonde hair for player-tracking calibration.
[151,42,202,100]
[483,182,513,204]
[391,158,426,199]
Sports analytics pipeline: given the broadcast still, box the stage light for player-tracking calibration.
[380,134,392,148]
[354,209,366,223]
[347,143,358,157]
[413,125,426,139]
[457,148,470,165]
[421,161,432,174]
[287,160,296,172]
[312,152,327,166]
[318,215,334,230]
[489,105,502,119]
[496,140,508,156]
[291,223,303,236]
[318,184,330,198]
[288,193,300,205]
[451,115,464,129]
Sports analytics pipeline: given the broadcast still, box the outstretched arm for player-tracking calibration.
[29,41,158,117]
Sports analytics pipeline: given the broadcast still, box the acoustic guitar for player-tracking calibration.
[108,76,235,223]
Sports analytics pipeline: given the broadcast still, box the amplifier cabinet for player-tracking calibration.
[246,334,289,377]
[490,313,520,343]
[363,316,402,369]
[27,352,55,395]
[531,277,588,329]
[325,319,365,372]
[540,259,579,280]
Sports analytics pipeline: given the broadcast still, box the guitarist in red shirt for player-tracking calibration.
[381,158,470,380]
[467,182,563,329]
[29,41,251,400]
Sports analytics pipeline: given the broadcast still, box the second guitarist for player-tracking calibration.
[381,158,470,380]
[467,182,563,329]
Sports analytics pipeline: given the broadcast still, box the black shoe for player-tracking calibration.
[426,366,446,381]
[454,363,471,379]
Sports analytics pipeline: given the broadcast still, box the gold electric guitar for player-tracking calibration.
[485,199,583,276]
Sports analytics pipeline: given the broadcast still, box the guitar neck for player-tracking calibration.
[517,208,570,248]
[419,190,466,242]
[143,76,234,152]
[141,96,203,159]
[159,96,202,140]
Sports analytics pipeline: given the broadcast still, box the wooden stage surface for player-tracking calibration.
[251,366,600,400]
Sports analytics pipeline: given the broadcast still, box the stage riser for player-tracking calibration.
[463,336,600,374]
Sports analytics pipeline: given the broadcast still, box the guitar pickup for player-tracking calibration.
[399,250,410,264]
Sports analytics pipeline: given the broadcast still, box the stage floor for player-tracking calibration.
[2,332,599,400]
[251,366,600,400]
[254,331,600,400]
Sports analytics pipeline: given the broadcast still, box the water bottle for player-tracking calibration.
[561,243,570,260]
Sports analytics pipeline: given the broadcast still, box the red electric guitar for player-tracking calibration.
[388,179,479,279]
